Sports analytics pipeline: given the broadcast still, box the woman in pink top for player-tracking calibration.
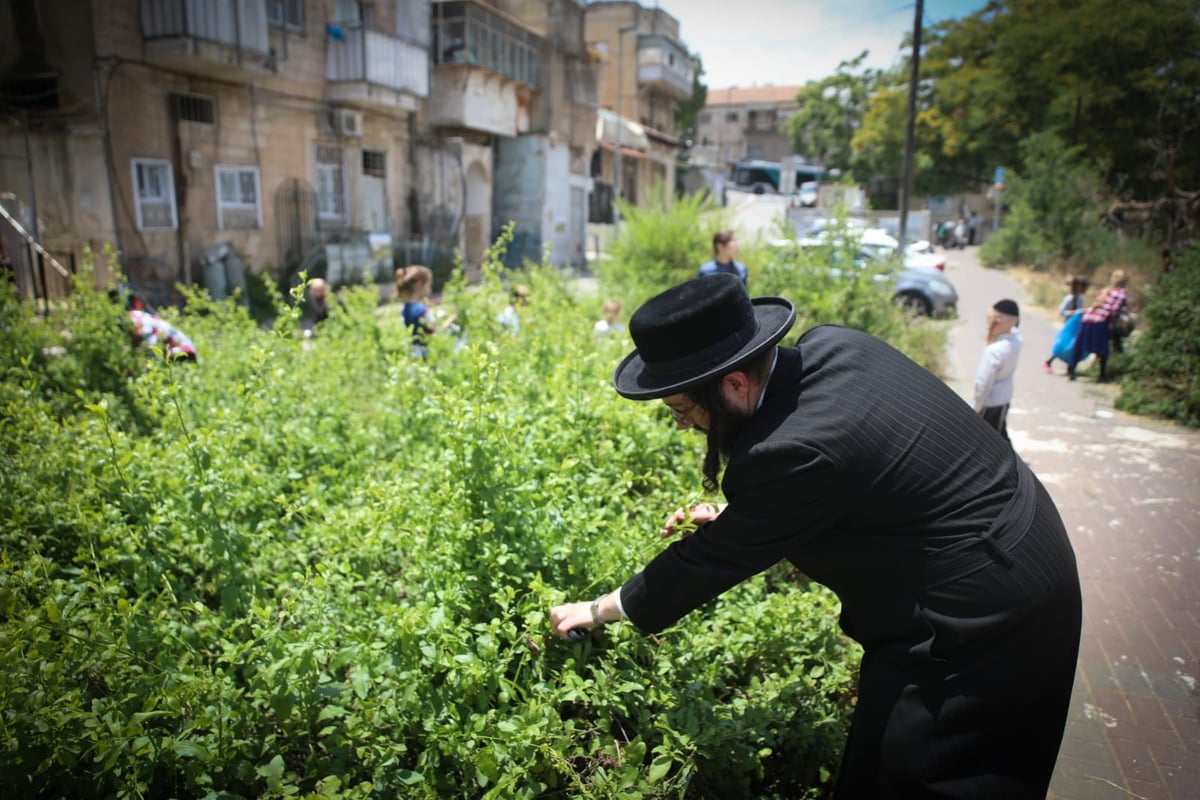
[1070,269,1128,382]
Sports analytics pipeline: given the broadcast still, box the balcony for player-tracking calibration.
[141,0,271,83]
[636,34,693,100]
[428,0,543,136]
[326,25,430,113]
[432,1,542,87]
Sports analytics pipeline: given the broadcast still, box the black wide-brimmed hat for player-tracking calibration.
[613,274,796,400]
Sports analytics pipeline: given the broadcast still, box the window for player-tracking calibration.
[268,0,304,31]
[131,158,177,231]
[214,165,262,230]
[698,112,711,124]
[171,93,215,124]
[315,143,346,222]
[725,111,739,122]
[362,150,386,178]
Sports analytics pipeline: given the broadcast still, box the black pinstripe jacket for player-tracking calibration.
[618,325,1082,794]
[620,324,1078,647]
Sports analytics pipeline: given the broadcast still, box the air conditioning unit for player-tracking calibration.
[332,109,364,137]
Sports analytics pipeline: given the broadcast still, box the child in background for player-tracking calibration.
[497,284,530,333]
[592,298,624,338]
[128,308,198,362]
[1044,276,1089,373]
[974,299,1022,441]
[395,265,456,359]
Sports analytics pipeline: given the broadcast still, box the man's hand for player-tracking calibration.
[548,601,593,640]
[659,502,722,539]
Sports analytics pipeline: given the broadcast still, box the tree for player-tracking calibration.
[980,131,1107,267]
[916,0,1200,197]
[786,51,887,175]
[675,55,708,142]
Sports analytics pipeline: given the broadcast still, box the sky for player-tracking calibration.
[656,0,989,90]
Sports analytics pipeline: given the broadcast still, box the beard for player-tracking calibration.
[710,394,755,458]
[692,382,756,493]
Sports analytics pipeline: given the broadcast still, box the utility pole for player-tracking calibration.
[898,0,922,250]
[613,23,637,227]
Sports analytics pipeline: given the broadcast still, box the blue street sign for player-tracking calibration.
[994,166,1006,188]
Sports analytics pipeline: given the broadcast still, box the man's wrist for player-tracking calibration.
[590,595,606,626]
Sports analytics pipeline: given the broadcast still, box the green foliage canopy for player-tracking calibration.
[899,0,1200,197]
[787,51,886,177]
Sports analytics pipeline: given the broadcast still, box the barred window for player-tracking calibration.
[315,143,346,221]
[268,0,304,31]
[172,93,215,124]
[362,150,386,178]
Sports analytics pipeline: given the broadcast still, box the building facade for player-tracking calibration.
[429,0,597,269]
[693,84,802,167]
[0,0,597,305]
[583,0,694,222]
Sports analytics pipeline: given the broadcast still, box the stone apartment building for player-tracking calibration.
[693,84,802,167]
[0,0,598,305]
[582,0,694,222]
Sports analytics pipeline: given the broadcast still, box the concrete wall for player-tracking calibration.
[428,68,524,137]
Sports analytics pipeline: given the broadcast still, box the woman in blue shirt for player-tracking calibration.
[696,229,748,287]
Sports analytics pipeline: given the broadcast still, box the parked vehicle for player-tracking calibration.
[797,181,820,208]
[729,159,827,195]
[768,238,958,318]
[784,227,946,272]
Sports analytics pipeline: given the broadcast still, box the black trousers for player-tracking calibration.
[981,404,1010,441]
[834,476,1081,798]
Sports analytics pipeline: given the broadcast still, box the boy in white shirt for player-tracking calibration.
[974,299,1022,441]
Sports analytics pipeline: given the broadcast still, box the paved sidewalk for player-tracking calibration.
[940,247,1200,799]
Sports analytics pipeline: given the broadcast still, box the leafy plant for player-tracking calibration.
[1115,244,1200,427]
[598,185,724,310]
[1,245,861,799]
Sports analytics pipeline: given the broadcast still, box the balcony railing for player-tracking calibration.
[636,34,693,99]
[141,0,270,80]
[327,25,430,105]
[432,1,542,87]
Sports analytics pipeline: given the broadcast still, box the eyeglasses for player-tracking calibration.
[667,401,698,424]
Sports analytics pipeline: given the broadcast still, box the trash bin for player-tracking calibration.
[195,242,247,305]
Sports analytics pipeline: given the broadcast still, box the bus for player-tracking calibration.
[728,159,827,196]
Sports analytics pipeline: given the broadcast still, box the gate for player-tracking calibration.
[274,178,320,278]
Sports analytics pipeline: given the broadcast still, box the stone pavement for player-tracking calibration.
[940,247,1200,799]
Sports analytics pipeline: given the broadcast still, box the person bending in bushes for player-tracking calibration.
[550,275,1081,798]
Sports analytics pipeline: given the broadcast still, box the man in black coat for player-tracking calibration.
[550,275,1082,798]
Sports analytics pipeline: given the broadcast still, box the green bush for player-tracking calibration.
[1115,245,1200,427]
[598,185,724,310]
[0,246,859,799]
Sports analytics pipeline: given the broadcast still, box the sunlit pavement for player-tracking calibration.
[941,246,1200,799]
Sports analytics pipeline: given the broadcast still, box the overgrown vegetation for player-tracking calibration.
[1115,244,1200,427]
[980,132,1116,271]
[598,199,948,375]
[599,186,723,311]
[1,237,877,798]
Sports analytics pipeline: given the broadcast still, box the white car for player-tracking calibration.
[858,228,945,271]
[791,228,947,273]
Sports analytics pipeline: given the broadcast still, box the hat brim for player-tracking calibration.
[612,297,797,400]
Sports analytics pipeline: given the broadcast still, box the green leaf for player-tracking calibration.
[172,740,210,760]
[397,769,424,785]
[647,757,672,783]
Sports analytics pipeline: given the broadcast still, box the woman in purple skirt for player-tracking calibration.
[1070,269,1128,382]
